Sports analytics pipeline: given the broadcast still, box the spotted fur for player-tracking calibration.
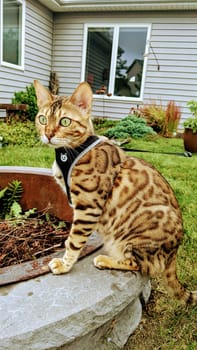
[34,80,197,304]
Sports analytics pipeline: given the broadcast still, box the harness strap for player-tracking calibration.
[55,136,102,206]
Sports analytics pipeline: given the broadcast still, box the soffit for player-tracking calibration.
[38,0,197,12]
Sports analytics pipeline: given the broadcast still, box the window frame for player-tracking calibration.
[81,23,151,101]
[0,0,25,70]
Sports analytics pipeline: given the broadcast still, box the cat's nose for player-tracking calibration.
[45,130,54,140]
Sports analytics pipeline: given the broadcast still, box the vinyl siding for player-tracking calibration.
[52,22,83,91]
[1,5,197,125]
[53,11,197,124]
[0,0,53,103]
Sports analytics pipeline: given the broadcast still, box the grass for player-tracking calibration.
[0,134,196,349]
[0,143,54,167]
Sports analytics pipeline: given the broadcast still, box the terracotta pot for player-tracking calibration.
[0,166,73,222]
[183,128,197,153]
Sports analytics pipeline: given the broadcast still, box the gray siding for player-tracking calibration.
[0,0,53,103]
[53,11,197,124]
[1,5,197,125]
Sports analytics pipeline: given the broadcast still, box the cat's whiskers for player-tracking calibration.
[50,136,65,146]
[41,135,49,145]
[46,136,70,148]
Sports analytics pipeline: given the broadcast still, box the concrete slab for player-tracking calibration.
[0,235,150,350]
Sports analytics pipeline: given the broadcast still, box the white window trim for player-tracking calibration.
[81,23,151,102]
[0,0,25,70]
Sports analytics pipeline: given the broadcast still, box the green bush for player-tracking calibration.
[12,84,38,121]
[0,120,39,147]
[93,118,119,132]
[104,115,156,139]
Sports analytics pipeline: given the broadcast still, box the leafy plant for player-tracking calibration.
[183,100,197,133]
[0,181,37,219]
[0,180,23,219]
[104,114,156,139]
[187,100,197,117]
[12,84,38,121]
[183,118,197,133]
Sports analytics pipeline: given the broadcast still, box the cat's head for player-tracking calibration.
[34,80,94,148]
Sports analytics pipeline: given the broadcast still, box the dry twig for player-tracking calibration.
[0,214,70,268]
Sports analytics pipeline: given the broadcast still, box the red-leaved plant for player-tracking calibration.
[164,101,181,137]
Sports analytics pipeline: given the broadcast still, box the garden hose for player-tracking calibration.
[121,147,192,157]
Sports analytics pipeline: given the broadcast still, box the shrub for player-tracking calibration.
[104,114,156,139]
[0,120,39,147]
[139,100,181,137]
[12,84,38,121]
[138,102,165,134]
[93,118,119,133]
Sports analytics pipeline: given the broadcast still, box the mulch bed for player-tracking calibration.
[0,213,71,268]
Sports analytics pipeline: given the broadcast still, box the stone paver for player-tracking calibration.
[0,235,150,350]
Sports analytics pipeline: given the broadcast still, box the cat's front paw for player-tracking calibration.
[94,255,111,269]
[48,258,72,274]
[94,255,139,271]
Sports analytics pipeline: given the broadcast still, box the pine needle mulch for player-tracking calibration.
[0,214,70,268]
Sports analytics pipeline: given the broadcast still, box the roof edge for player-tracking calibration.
[38,0,197,12]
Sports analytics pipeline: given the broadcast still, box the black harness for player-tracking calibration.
[55,135,102,206]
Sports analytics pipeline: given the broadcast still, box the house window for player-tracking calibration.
[1,0,25,69]
[83,25,150,99]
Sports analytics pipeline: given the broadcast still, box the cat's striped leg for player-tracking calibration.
[48,229,91,274]
[49,208,101,274]
[94,255,139,271]
[48,236,81,274]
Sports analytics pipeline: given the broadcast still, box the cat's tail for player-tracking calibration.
[163,252,197,305]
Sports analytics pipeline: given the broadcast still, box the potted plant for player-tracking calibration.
[183,100,197,153]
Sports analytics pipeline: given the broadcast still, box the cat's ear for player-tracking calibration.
[33,80,52,109]
[70,82,92,115]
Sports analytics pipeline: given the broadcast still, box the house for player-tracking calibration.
[0,0,197,125]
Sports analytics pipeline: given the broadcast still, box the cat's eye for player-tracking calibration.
[39,115,47,125]
[60,117,71,127]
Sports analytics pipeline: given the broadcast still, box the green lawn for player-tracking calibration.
[0,135,196,349]
[0,143,54,167]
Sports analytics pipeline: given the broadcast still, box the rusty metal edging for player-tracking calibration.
[0,239,103,286]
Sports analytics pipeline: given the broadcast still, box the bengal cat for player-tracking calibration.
[34,80,197,304]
